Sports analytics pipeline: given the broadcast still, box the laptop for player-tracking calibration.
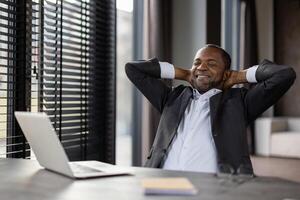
[14,111,132,179]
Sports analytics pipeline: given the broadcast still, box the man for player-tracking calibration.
[125,44,296,175]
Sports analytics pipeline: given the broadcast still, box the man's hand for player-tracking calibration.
[174,67,193,84]
[173,67,249,90]
[222,70,248,90]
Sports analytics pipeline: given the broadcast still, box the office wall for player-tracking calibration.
[255,0,274,63]
[255,0,274,117]
[172,0,207,70]
[274,0,300,116]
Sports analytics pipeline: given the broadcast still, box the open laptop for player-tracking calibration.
[15,111,131,179]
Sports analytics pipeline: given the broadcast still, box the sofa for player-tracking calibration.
[255,117,300,158]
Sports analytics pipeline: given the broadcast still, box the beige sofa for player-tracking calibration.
[255,117,300,158]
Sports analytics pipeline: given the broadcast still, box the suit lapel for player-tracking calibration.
[165,87,192,147]
[178,87,193,117]
[209,92,223,135]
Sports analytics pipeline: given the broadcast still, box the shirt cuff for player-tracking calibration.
[159,61,175,79]
[246,65,259,83]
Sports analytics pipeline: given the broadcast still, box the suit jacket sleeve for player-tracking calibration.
[125,58,172,113]
[244,59,296,122]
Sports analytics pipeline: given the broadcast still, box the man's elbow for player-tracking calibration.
[284,67,297,84]
[289,67,296,81]
[125,62,134,78]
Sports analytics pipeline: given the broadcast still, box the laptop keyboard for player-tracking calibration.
[69,163,103,174]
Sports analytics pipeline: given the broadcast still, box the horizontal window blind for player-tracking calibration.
[87,0,116,163]
[0,0,35,158]
[0,0,116,162]
[0,0,19,157]
[39,0,116,161]
[40,0,92,160]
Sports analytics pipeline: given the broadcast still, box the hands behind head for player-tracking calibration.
[174,67,247,91]
[185,69,193,85]
[181,69,241,91]
[221,70,247,90]
[185,68,243,91]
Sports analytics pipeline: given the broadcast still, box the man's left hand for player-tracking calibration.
[222,70,247,90]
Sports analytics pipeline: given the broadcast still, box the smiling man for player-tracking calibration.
[125,44,296,175]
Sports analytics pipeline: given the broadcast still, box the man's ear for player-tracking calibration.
[223,70,230,81]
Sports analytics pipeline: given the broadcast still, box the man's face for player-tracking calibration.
[190,47,227,93]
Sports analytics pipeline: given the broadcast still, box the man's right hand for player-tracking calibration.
[174,67,193,84]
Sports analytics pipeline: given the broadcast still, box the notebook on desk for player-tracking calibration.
[15,111,131,179]
[141,177,198,195]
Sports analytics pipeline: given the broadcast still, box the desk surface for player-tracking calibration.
[0,158,299,200]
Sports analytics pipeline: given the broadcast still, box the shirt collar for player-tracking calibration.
[192,88,222,101]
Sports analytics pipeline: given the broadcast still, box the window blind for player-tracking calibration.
[40,0,116,161]
[0,0,116,163]
[0,0,35,158]
[40,0,91,160]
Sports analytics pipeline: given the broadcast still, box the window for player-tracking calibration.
[116,0,133,166]
[0,0,30,158]
[0,0,116,163]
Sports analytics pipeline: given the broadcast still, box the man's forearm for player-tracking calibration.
[229,65,259,85]
[223,66,257,89]
[160,62,191,84]
[231,70,248,84]
[174,67,191,82]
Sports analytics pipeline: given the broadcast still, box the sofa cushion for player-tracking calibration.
[271,132,300,158]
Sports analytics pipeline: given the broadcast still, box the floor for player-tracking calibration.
[251,156,300,183]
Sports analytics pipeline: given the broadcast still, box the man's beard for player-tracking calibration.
[191,78,221,93]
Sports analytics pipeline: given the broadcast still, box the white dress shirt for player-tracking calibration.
[158,61,258,173]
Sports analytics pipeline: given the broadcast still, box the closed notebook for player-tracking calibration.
[141,177,198,195]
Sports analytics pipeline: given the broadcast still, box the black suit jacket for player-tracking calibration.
[125,58,296,175]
